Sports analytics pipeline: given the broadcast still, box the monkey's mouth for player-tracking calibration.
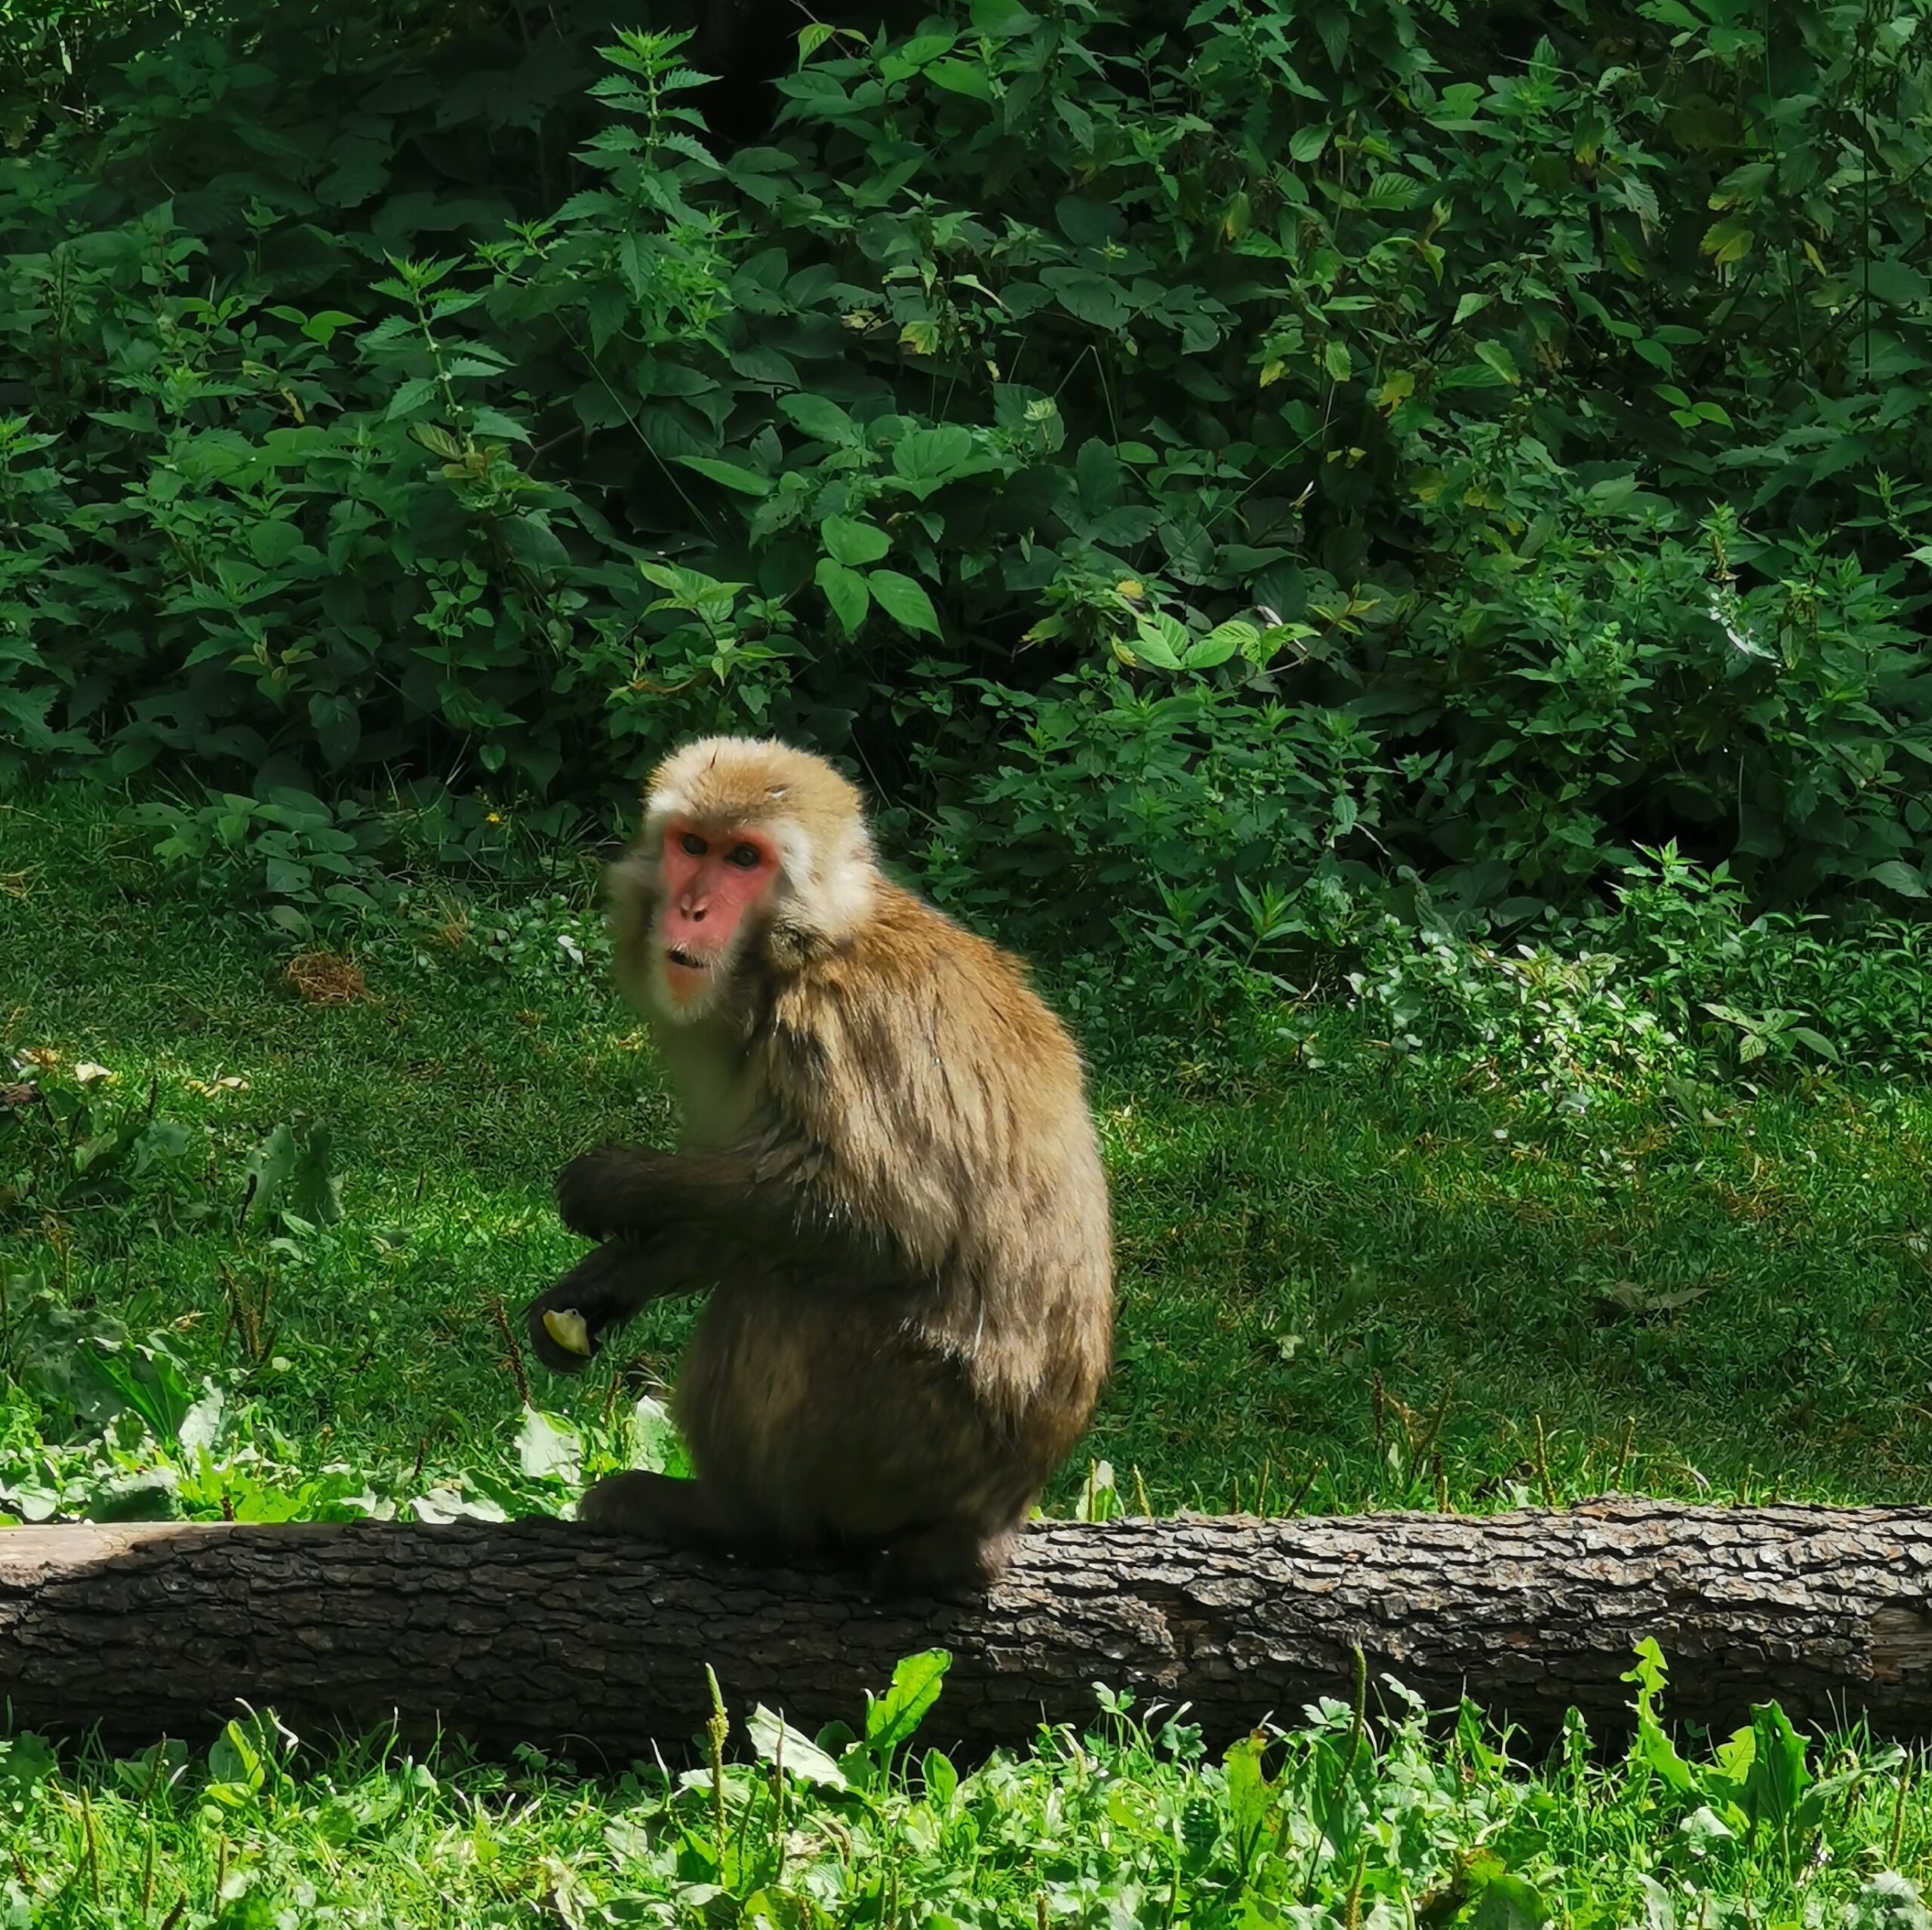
[665,945,711,973]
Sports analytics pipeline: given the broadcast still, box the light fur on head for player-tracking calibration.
[613,736,877,1024]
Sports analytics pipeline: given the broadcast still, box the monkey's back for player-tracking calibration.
[680,879,1114,1548]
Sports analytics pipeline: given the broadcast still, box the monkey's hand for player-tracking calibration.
[555,1143,681,1240]
[522,1240,659,1375]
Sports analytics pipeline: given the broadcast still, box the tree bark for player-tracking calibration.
[5,1501,1932,1763]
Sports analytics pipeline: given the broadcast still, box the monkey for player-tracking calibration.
[523,735,1115,1597]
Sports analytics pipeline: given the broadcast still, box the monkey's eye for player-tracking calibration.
[725,842,763,870]
[679,832,708,857]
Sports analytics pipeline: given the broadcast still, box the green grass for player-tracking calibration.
[5,783,1931,1526]
[10,781,1932,1922]
[8,1649,1932,1930]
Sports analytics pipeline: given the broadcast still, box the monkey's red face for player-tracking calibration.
[657,821,781,1007]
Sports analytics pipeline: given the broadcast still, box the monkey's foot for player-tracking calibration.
[577,1471,740,1553]
[865,1523,1011,1601]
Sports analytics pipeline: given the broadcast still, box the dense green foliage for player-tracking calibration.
[5,0,1932,950]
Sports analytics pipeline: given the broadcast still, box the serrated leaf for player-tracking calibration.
[1700,216,1755,266]
[822,515,891,566]
[386,376,437,419]
[869,569,941,636]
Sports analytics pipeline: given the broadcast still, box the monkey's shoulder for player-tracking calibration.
[761,880,1081,1093]
[835,882,1063,1023]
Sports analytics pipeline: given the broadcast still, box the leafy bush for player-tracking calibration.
[3,0,1932,941]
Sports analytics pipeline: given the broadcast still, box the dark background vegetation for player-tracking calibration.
[5,0,1931,960]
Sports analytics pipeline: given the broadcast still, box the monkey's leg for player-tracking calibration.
[522,1233,715,1375]
[576,1470,757,1555]
[866,1521,1018,1601]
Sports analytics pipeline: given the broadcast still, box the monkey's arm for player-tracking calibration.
[522,1230,720,1375]
[556,1143,894,1275]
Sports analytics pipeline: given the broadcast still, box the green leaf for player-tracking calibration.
[1039,268,1132,331]
[673,455,772,496]
[1183,627,1241,670]
[1290,123,1331,162]
[922,1747,958,1811]
[869,569,942,636]
[927,58,993,99]
[385,376,437,419]
[1472,1871,1552,1930]
[822,516,891,567]
[627,1397,690,1477]
[748,1706,848,1788]
[244,1115,343,1228]
[779,392,862,444]
[1473,340,1521,386]
[863,1649,951,1757]
[1868,860,1927,899]
[1223,1732,1279,1855]
[1700,217,1754,266]
[891,425,986,498]
[1075,438,1123,516]
[248,520,304,568]
[516,1408,583,1483]
[1131,613,1189,670]
[815,558,871,634]
[1740,1701,1814,1837]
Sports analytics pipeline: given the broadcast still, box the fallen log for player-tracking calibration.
[5,1501,1932,1762]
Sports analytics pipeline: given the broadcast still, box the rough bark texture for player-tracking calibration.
[6,1501,1932,1762]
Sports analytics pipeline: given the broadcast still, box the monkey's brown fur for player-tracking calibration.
[525,736,1114,1596]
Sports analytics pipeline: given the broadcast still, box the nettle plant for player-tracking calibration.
[2,0,1930,939]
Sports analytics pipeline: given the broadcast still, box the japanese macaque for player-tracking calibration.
[524,736,1114,1596]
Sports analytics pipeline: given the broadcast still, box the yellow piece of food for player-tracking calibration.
[542,1308,592,1357]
